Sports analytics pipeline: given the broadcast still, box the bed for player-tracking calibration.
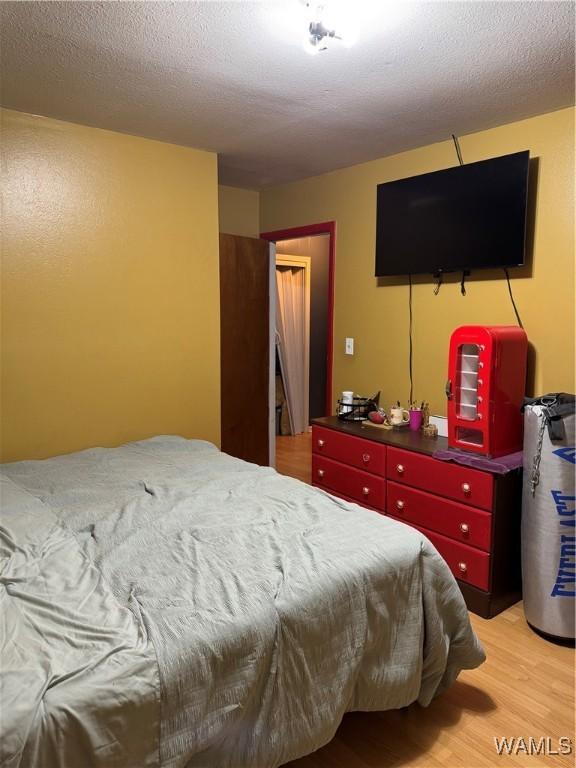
[1,436,485,768]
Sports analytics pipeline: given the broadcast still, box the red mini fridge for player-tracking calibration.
[446,325,528,458]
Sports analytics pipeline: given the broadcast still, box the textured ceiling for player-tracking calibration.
[1,1,574,188]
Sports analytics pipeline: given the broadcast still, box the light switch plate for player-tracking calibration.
[345,337,354,355]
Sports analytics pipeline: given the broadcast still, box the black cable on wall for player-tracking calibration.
[408,273,413,404]
[503,268,524,328]
[452,134,464,166]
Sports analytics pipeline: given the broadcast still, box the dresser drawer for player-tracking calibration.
[312,425,386,475]
[386,447,493,510]
[387,481,492,552]
[326,490,384,515]
[389,517,491,591]
[312,455,386,511]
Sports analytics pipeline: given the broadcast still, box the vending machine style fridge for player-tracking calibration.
[446,325,528,458]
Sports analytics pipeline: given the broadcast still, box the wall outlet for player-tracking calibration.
[345,337,354,355]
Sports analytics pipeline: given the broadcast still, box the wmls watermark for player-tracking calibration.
[494,737,573,757]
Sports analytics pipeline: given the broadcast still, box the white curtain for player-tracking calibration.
[276,266,307,435]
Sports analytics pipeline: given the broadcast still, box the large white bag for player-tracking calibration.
[521,394,575,640]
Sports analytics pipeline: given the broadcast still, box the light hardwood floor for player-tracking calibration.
[276,432,575,768]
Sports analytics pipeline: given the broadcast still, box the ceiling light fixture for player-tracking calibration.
[308,17,340,51]
[303,1,358,55]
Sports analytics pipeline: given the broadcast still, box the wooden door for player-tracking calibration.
[219,233,271,465]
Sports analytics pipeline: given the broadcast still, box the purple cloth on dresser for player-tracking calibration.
[432,448,523,474]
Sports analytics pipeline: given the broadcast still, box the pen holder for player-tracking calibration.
[409,408,423,431]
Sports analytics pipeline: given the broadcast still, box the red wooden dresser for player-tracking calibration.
[311,416,522,618]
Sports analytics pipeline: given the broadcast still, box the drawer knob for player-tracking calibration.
[318,439,325,448]
[396,499,405,511]
[362,487,370,496]
[459,522,469,534]
[458,561,467,573]
[462,482,471,494]
[396,464,405,475]
[317,469,325,478]
[362,453,371,464]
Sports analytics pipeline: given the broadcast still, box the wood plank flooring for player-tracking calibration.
[276,433,312,484]
[275,432,575,768]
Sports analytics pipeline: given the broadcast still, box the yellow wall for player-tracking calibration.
[261,108,575,415]
[1,109,221,462]
[218,184,260,237]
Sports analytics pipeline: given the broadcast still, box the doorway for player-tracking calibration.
[276,254,311,435]
[261,222,336,458]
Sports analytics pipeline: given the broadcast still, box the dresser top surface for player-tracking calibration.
[312,416,448,458]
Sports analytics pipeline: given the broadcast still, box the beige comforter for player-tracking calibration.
[1,437,485,768]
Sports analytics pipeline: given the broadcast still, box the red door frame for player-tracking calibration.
[260,221,336,417]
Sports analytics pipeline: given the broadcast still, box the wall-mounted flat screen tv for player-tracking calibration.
[375,150,530,277]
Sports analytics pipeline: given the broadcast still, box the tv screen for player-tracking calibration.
[375,150,530,276]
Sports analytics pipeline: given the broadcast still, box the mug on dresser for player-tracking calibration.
[409,408,423,431]
[340,391,354,414]
[390,406,410,425]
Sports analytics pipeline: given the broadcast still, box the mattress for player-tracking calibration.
[1,436,485,768]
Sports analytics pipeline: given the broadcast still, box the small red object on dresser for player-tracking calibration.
[446,325,528,458]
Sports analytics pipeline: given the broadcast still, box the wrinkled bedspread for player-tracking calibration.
[1,436,485,768]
